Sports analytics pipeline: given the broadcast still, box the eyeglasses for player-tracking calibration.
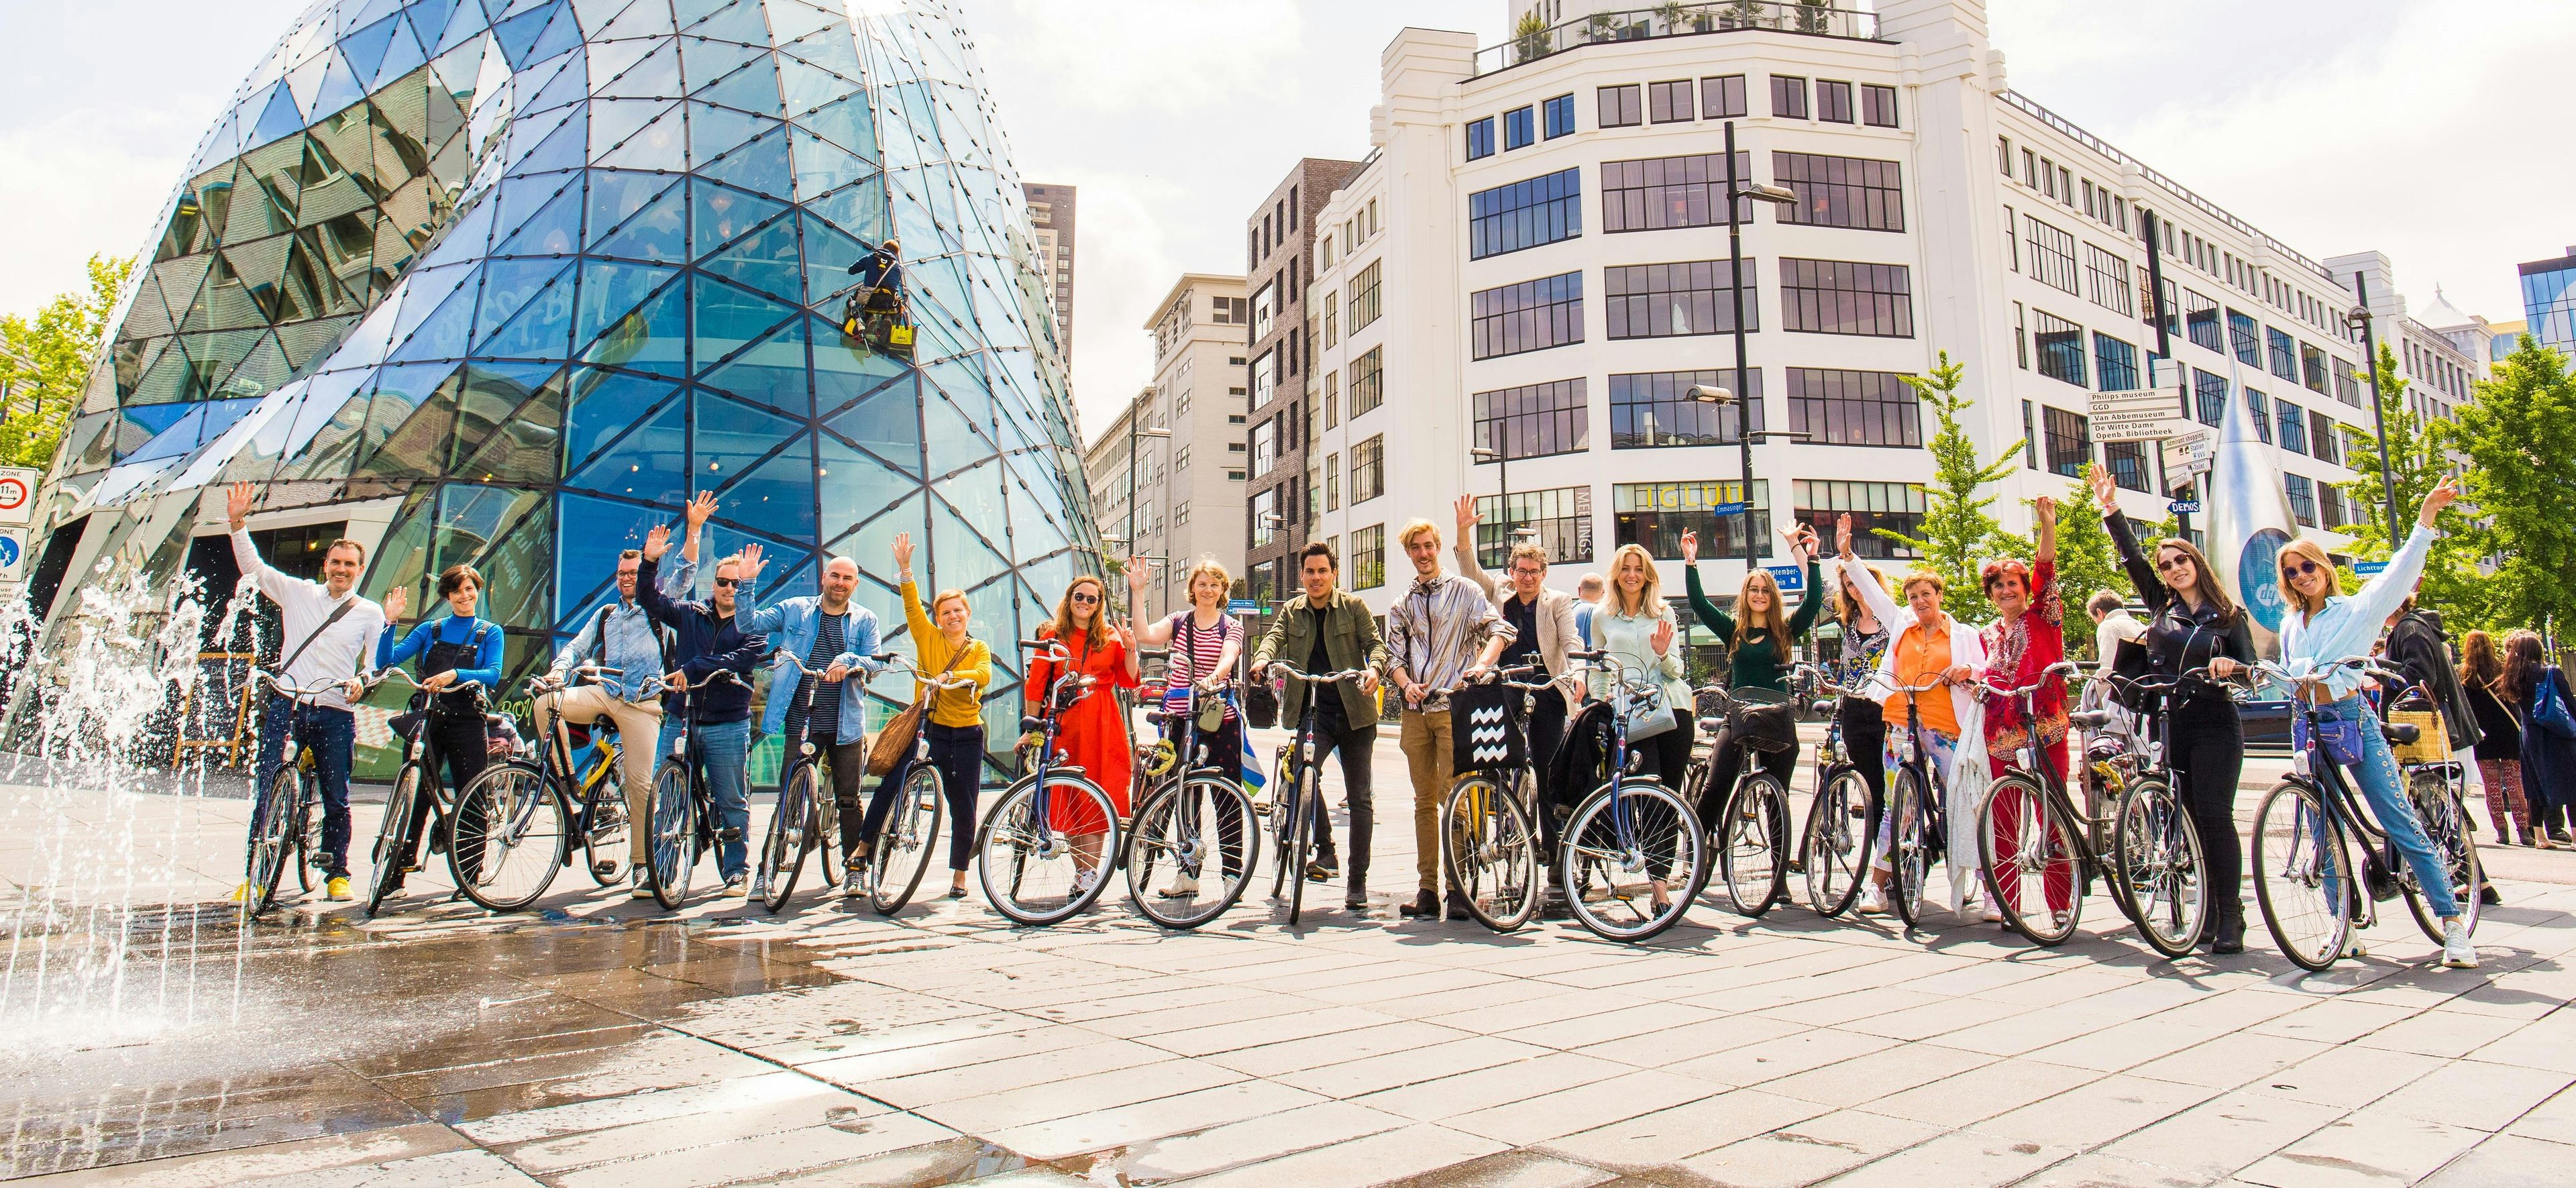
[2282,559,2324,579]
[712,577,740,588]
[1069,591,1101,604]
[1509,566,1546,578]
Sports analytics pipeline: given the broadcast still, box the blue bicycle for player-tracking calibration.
[1558,649,1708,941]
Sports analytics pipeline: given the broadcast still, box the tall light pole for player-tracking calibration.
[1123,393,1170,614]
[1719,119,1801,575]
[2343,278,2402,543]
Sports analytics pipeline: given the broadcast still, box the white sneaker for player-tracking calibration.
[2344,937,2369,959]
[2441,918,2479,969]
[1159,873,1200,899]
[1857,887,1889,916]
[1074,869,1099,896]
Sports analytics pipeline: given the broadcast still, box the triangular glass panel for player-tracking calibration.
[761,0,840,47]
[773,52,854,115]
[553,492,676,629]
[389,274,478,364]
[698,213,800,303]
[577,265,687,376]
[311,50,369,119]
[690,272,796,373]
[451,362,565,482]
[698,313,808,416]
[245,81,307,151]
[720,431,816,540]
[564,366,678,473]
[573,260,676,345]
[520,46,590,114]
[340,13,405,80]
[431,1,490,57]
[589,174,687,262]
[815,431,910,546]
[789,127,871,203]
[822,371,923,478]
[492,176,584,257]
[590,0,675,38]
[825,489,920,591]
[680,0,768,44]
[692,388,802,488]
[355,361,462,476]
[799,180,887,262]
[474,258,577,358]
[920,372,994,478]
[594,97,686,170]
[694,53,780,113]
[679,36,762,94]
[567,388,687,504]
[371,14,429,86]
[523,4,584,64]
[698,123,789,195]
[503,105,588,176]
[594,37,679,99]
[690,179,788,258]
[583,170,674,248]
[798,91,875,162]
[796,209,869,309]
[686,99,767,166]
[492,1,559,69]
[929,467,1011,605]
[779,24,861,80]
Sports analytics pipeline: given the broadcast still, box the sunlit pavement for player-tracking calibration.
[5,725,2575,1187]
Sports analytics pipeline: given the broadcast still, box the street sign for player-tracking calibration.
[2167,500,2202,515]
[2088,389,2186,443]
[0,529,25,581]
[1226,599,1260,614]
[2353,560,2388,576]
[0,467,37,526]
[1764,563,1805,592]
[1707,502,1748,517]
[2161,429,2214,479]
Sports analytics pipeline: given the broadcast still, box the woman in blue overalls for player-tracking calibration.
[376,563,505,894]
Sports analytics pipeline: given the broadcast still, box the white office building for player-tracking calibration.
[1303,0,2404,618]
[1083,274,1252,620]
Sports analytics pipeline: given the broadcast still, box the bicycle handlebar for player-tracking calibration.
[1982,659,2083,700]
[876,652,979,689]
[248,668,353,699]
[1265,664,1375,685]
[371,669,486,694]
[2251,655,2409,690]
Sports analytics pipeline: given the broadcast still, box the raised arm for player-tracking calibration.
[1838,555,1905,630]
[1451,495,1499,602]
[633,551,683,629]
[1787,555,1825,638]
[1127,559,1175,647]
[225,482,305,604]
[2350,478,2459,627]
[678,491,714,569]
[1680,533,1734,639]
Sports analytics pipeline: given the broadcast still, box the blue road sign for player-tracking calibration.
[1707,502,1748,517]
[0,535,19,570]
[2352,560,2388,576]
[1765,563,1805,591]
[2167,500,2203,515]
[1226,599,1261,614]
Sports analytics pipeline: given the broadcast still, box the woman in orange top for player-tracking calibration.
[1022,574,1138,889]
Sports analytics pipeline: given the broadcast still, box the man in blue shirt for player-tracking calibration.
[533,493,708,896]
[741,555,885,894]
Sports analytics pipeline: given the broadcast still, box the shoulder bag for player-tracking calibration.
[867,641,969,777]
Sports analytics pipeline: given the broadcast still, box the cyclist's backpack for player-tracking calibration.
[1449,681,1526,773]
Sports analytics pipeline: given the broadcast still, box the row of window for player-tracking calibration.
[1464,256,1915,360]
[1470,150,1904,262]
[1459,366,1925,462]
[1593,75,1898,133]
[1466,93,1580,160]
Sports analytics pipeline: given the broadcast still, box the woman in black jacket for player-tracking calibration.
[2506,631,2576,847]
[2460,631,2526,845]
[2090,469,2257,953]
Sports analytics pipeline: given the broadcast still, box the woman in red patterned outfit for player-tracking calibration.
[1979,496,2072,924]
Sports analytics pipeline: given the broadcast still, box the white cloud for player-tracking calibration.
[0,107,205,311]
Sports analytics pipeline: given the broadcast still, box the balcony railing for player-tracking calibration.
[1472,2,1882,77]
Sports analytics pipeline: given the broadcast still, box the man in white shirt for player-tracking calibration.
[228,482,385,902]
[2087,591,2144,678]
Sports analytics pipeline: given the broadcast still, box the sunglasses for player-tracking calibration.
[712,577,740,589]
[1069,591,1101,604]
[2281,559,2324,579]
[2154,556,2192,572]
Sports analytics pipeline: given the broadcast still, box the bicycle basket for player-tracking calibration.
[1449,682,1526,773]
[1725,687,1799,754]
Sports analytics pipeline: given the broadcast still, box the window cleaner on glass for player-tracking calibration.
[841,235,916,360]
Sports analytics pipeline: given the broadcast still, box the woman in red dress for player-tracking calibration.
[1980,496,2072,922]
[1022,574,1138,886]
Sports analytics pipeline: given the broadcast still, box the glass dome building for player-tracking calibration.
[31,0,1101,767]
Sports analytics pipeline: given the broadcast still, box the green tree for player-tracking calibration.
[2450,334,2576,633]
[0,254,132,470]
[2331,341,2487,625]
[1880,351,2021,622]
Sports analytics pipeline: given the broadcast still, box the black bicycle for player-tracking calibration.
[754,649,875,913]
[364,668,493,917]
[446,663,634,912]
[1974,659,2136,947]
[977,639,1122,925]
[1799,679,1879,918]
[1259,662,1375,928]
[1442,664,1554,932]
[1558,650,1708,942]
[239,669,354,917]
[851,654,975,914]
[644,667,748,910]
[1880,673,1953,930]
[1701,684,1797,918]
[2084,665,2233,959]
[1125,682,1258,929]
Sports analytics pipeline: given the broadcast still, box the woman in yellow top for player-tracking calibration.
[857,531,994,899]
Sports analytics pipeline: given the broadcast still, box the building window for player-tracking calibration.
[2023,215,2080,294]
[1468,167,1582,260]
[1350,523,1386,590]
[1614,480,1772,561]
[1348,345,1384,417]
[2310,410,2340,466]
[2022,400,2039,468]
[1470,270,1584,359]
[1597,84,1641,127]
[2245,387,2271,444]
[2332,356,2360,407]
[2267,327,2298,382]
[1466,117,1495,160]
[2186,289,2222,353]
[1250,486,1279,549]
[1349,260,1381,332]
[1772,152,1903,232]
[1543,93,1576,138]
[1350,435,1384,503]
[2320,484,2347,531]
[1474,486,1593,569]
[2226,310,2259,364]
[1323,370,1338,424]
[1793,480,1924,559]
[1601,152,1753,231]
[2277,398,2307,455]
[1605,259,1754,339]
[1701,74,1747,119]
[2300,341,2328,394]
[1788,367,1921,447]
[2104,441,2149,492]
[1770,75,1807,119]
[1780,258,1913,337]
[1815,79,1854,123]
[2014,301,2029,370]
[1250,417,1278,476]
[2002,205,2019,272]
[2043,405,2092,478]
[2094,332,2140,391]
[2285,474,2317,527]
[1861,83,1898,127]
[1609,368,1765,448]
[1472,378,1589,462]
[1324,451,1340,510]
[1503,105,1535,151]
[2033,310,2086,388]
[1648,79,1694,123]
[2084,245,2134,317]
[2192,369,2226,427]
[1324,300,1337,347]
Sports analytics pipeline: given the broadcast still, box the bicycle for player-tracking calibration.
[644,667,749,910]
[1258,662,1377,928]
[1124,680,1258,929]
[1701,684,1798,918]
[2084,665,2231,960]
[975,639,1123,926]
[1799,678,1880,918]
[851,654,977,914]
[363,668,491,917]
[753,649,874,913]
[1880,673,1956,930]
[1975,659,2146,947]
[1441,664,1555,932]
[1557,649,1709,942]
[2248,657,2483,973]
[239,669,354,917]
[445,663,635,912]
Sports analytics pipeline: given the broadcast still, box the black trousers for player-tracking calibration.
[863,722,985,871]
[1641,708,1696,788]
[1303,709,1378,887]
[1526,688,1572,861]
[1700,726,1802,822]
[2169,699,2246,912]
[1161,713,1249,879]
[400,713,489,887]
[1836,697,1888,804]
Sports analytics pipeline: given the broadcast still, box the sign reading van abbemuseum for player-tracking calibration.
[2088,389,2189,443]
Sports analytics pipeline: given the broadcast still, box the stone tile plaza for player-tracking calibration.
[4,1,2576,1187]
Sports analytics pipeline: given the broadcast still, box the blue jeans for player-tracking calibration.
[657,716,754,881]
[252,695,354,878]
[2309,696,2460,919]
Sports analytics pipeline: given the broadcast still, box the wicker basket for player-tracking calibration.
[2385,708,2451,765]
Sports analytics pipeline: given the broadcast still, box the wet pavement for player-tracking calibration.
[5,730,2576,1186]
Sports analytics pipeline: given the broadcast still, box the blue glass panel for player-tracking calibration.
[523,4,584,63]
[798,91,874,161]
[595,101,687,170]
[691,180,790,258]
[687,100,769,164]
[761,0,839,46]
[698,124,790,195]
[574,260,678,348]
[505,111,589,177]
[930,465,1010,604]
[492,1,562,68]
[699,213,800,302]
[828,489,920,594]
[788,127,870,203]
[493,176,583,256]
[520,42,590,113]
[696,53,780,111]
[775,51,857,114]
[796,210,870,309]
[246,83,306,151]
[693,389,802,490]
[341,13,405,80]
[567,390,685,502]
[564,367,680,474]
[555,493,669,631]
[388,268,479,361]
[722,431,816,539]
[312,52,370,119]
[592,0,674,38]
[691,272,796,368]
[682,0,768,44]
[594,39,680,99]
[699,313,808,415]
[584,170,679,250]
[680,37,763,94]
[476,259,577,359]
[817,431,911,544]
[472,257,570,346]
[372,12,430,85]
[580,272,688,376]
[780,21,862,78]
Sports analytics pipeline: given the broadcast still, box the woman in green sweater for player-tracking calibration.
[1680,522,1823,819]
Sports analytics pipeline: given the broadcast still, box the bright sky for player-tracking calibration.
[2,1,2567,443]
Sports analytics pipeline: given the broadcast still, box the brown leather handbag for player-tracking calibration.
[866,644,969,777]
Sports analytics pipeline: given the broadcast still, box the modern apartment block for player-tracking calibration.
[1081,274,1254,620]
[2328,252,2487,427]
[1301,0,2408,620]
[1242,158,1363,603]
[1026,182,1078,354]
[2520,246,2576,362]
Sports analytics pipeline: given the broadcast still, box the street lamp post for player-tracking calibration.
[1123,397,1171,614]
[1719,119,1801,576]
[2343,277,2402,543]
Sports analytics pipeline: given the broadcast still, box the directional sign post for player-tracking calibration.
[1764,563,1805,592]
[2088,389,2187,444]
[0,467,37,527]
[1225,599,1261,614]
[2352,560,2389,577]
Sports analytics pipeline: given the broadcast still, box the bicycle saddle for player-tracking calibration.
[2068,710,2116,731]
[2381,721,2420,746]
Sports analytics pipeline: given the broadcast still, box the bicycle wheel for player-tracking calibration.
[581,771,631,887]
[1269,754,1301,902]
[2404,773,2481,944]
[293,784,320,894]
[1285,769,1316,927]
[1444,774,1540,932]
[2114,776,2206,960]
[1128,775,1258,929]
[760,763,819,913]
[871,763,945,914]
[1802,767,1874,918]
[450,760,568,912]
[1978,775,2082,947]
[977,775,1120,926]
[1715,772,1791,917]
[365,763,422,916]
[2251,779,2354,973]
[646,759,697,910]
[1559,779,1702,942]
[1887,766,1930,930]
[244,767,302,916]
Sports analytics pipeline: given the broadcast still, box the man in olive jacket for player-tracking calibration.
[1252,540,1391,912]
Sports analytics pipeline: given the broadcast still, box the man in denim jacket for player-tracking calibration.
[742,555,886,892]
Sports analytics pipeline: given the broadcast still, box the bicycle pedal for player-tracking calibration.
[717,827,743,842]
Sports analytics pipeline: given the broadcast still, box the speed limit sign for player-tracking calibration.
[0,467,36,526]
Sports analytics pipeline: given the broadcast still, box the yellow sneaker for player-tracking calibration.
[325,877,352,902]
[229,881,255,903]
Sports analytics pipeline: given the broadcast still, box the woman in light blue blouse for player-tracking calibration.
[2274,476,2475,969]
